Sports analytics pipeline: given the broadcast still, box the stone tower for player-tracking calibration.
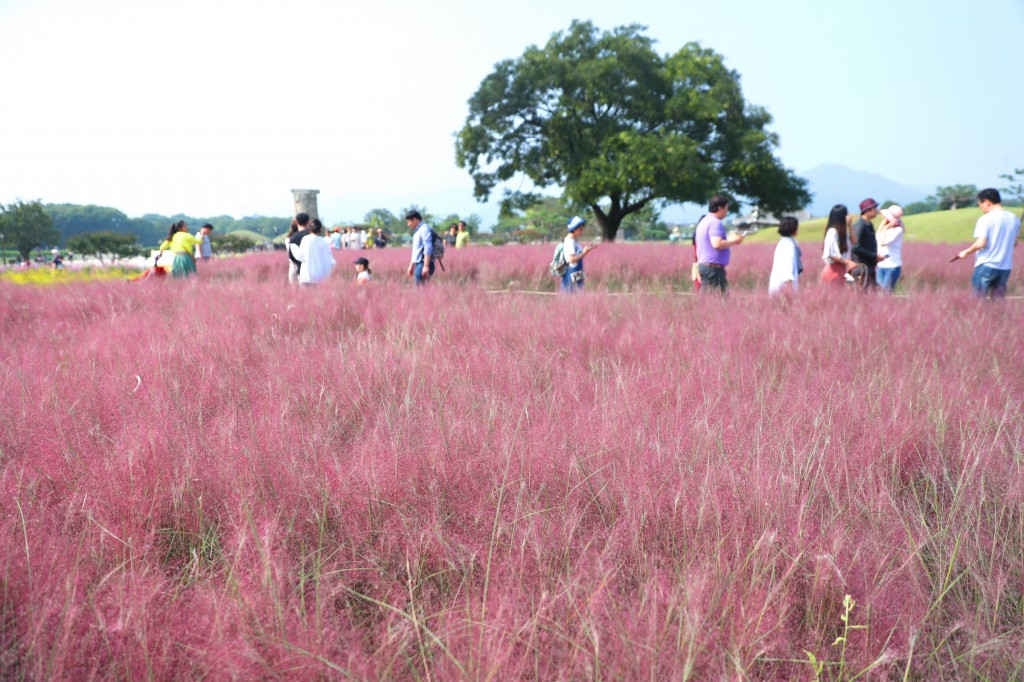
[291,189,320,221]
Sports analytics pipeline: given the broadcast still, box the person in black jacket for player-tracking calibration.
[851,198,887,289]
[287,212,310,284]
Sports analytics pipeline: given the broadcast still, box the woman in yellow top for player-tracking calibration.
[158,221,199,278]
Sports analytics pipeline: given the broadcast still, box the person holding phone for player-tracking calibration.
[951,188,1021,298]
[694,195,744,294]
[561,215,598,293]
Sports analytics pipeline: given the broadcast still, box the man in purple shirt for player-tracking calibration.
[695,194,745,294]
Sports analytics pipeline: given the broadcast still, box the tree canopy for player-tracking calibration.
[1000,168,1024,218]
[47,204,163,245]
[935,184,978,211]
[0,200,61,260]
[456,20,810,241]
[65,231,140,262]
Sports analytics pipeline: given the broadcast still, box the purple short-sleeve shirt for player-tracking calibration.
[695,214,730,266]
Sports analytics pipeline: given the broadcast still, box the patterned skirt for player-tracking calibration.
[171,253,197,278]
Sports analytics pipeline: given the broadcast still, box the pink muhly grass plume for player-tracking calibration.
[0,242,1021,679]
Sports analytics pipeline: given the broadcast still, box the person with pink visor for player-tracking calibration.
[876,205,904,292]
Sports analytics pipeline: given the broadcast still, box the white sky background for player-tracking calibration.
[1,0,1022,225]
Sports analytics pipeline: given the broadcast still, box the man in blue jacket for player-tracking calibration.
[405,210,434,285]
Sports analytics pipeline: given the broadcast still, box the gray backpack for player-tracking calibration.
[549,241,568,277]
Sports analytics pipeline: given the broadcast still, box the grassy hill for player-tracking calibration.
[743,207,1021,245]
[224,229,269,244]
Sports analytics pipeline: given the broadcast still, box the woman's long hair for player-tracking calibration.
[165,220,186,244]
[825,205,848,254]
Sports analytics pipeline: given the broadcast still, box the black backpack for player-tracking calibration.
[430,229,446,271]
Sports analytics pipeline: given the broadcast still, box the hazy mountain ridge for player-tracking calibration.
[801,164,932,218]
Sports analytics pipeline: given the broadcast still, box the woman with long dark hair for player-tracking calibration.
[820,204,856,286]
[157,220,198,278]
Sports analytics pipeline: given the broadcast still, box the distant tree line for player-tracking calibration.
[46,204,296,246]
[903,182,1024,216]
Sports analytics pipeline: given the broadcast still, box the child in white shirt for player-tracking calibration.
[354,257,371,285]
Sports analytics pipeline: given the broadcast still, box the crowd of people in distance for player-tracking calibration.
[688,188,1019,299]
[818,199,903,291]
[142,187,1020,299]
[282,210,468,287]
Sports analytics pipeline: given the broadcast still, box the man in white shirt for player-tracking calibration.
[953,188,1021,298]
[194,223,213,261]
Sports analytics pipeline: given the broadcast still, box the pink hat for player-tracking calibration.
[880,205,904,226]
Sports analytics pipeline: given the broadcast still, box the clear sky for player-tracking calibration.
[1,0,1021,226]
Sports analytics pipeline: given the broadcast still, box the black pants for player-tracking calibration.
[698,264,728,294]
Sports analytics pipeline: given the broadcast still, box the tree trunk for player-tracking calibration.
[591,195,652,241]
[591,207,623,241]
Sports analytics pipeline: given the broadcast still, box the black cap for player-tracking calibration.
[353,257,369,266]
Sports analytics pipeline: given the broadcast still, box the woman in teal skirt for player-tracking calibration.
[158,221,198,278]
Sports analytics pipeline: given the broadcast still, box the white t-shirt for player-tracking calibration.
[356,270,370,285]
[822,227,847,263]
[877,226,903,269]
[973,208,1021,270]
[562,234,583,267]
[769,237,800,293]
[194,231,211,258]
[295,234,336,284]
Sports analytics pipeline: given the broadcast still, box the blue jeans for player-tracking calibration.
[414,260,435,286]
[971,265,1011,299]
[876,266,901,292]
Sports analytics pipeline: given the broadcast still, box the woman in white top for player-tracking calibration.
[820,204,857,287]
[294,219,336,285]
[876,205,904,293]
[769,216,802,294]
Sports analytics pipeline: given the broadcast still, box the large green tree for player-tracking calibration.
[456,21,810,241]
[0,200,61,260]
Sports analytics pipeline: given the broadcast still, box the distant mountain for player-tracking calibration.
[801,164,932,218]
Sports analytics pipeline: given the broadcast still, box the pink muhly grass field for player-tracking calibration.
[1,245,1022,679]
